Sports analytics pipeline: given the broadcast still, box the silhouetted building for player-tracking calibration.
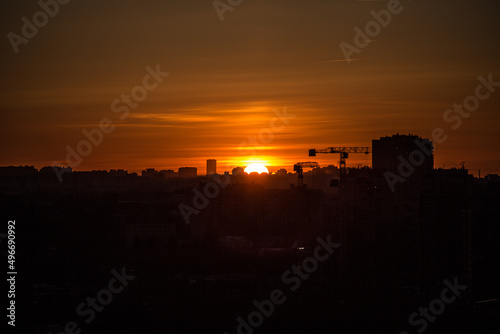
[485,174,500,182]
[109,169,127,177]
[142,168,158,178]
[159,169,177,178]
[206,159,216,175]
[232,167,244,175]
[1,165,38,176]
[418,168,473,295]
[178,167,197,178]
[372,133,434,173]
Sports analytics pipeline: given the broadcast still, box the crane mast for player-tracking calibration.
[309,147,372,194]
[293,162,319,187]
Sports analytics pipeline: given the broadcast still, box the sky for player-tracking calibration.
[1,0,499,175]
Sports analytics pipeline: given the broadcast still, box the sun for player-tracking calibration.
[244,163,269,174]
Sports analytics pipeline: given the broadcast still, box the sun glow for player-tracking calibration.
[244,163,269,174]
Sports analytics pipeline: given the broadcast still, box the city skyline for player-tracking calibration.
[0,131,493,177]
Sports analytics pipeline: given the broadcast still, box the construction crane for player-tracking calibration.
[309,147,372,192]
[293,162,319,187]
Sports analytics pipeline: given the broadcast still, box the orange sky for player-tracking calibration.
[1,0,499,175]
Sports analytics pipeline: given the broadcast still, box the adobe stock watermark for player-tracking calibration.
[339,0,406,63]
[385,74,500,192]
[224,235,340,334]
[399,276,467,334]
[7,0,72,54]
[48,267,135,334]
[213,0,244,22]
[178,107,295,225]
[51,64,169,182]
[178,173,231,224]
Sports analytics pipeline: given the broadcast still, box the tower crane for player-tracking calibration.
[293,162,319,187]
[309,147,372,192]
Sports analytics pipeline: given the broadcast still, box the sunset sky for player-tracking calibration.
[1,0,499,175]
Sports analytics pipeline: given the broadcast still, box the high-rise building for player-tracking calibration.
[206,159,216,175]
[372,133,434,173]
[178,167,197,178]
